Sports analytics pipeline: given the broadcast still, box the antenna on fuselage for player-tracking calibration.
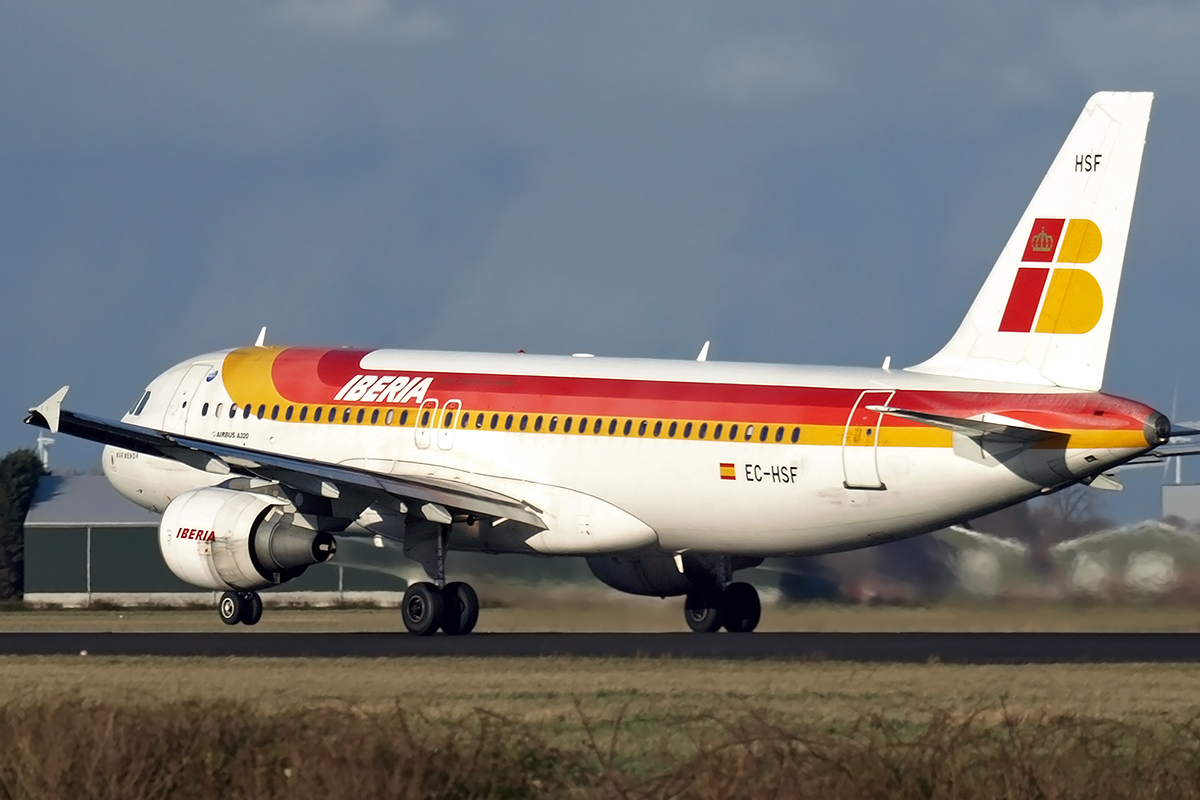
[697,341,710,362]
[255,327,267,347]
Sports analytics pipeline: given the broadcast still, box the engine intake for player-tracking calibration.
[160,487,336,591]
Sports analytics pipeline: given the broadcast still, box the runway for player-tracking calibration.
[3,631,1200,662]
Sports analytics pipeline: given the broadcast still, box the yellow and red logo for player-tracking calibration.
[999,218,1103,334]
[719,463,736,481]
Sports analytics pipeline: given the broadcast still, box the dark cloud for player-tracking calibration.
[2,2,1198,518]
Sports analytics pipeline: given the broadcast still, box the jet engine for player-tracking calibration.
[586,554,763,597]
[159,487,336,591]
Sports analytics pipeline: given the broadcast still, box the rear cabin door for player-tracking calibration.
[841,390,894,489]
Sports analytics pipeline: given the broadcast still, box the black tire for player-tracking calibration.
[218,591,244,626]
[722,582,761,633]
[440,582,480,636]
[239,592,263,626]
[684,590,725,633]
[402,582,445,636]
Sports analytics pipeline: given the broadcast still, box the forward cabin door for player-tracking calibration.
[164,364,213,435]
[841,390,894,489]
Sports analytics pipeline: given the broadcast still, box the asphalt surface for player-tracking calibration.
[2,631,1200,662]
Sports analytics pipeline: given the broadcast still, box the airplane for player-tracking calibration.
[25,91,1195,635]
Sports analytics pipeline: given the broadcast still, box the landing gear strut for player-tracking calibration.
[684,581,761,633]
[218,590,263,626]
[401,525,481,636]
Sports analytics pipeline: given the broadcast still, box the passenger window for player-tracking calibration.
[713,423,722,439]
[549,416,558,432]
[371,409,379,424]
[490,414,499,430]
[698,423,708,439]
[343,408,352,423]
[385,409,394,425]
[668,421,677,437]
[314,407,323,422]
[271,405,280,420]
[759,425,769,442]
[623,419,632,436]
[244,405,252,419]
[201,403,209,417]
[638,420,647,436]
[300,407,308,421]
[257,405,266,419]
[328,406,337,421]
[579,417,588,432]
[475,413,483,429]
[446,412,456,428]
[593,418,602,434]
[460,413,469,428]
[215,403,224,418]
[791,427,800,443]
[505,414,514,430]
[535,416,543,432]
[421,410,431,427]
[774,426,783,442]
[608,419,617,435]
[285,406,294,421]
[683,422,692,438]
[744,425,753,440]
[520,415,528,431]
[729,424,738,440]
[400,410,409,425]
[564,417,573,433]
[653,421,662,437]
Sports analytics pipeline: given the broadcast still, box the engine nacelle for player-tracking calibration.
[160,487,337,591]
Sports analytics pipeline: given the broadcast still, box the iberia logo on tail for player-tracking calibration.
[998,218,1103,334]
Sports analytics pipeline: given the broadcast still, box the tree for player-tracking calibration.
[0,449,47,600]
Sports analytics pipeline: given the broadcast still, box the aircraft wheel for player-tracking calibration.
[440,582,480,636]
[218,591,244,626]
[722,582,761,633]
[684,590,725,633]
[239,591,263,626]
[402,582,445,636]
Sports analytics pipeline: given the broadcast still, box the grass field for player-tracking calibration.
[7,591,1200,632]
[3,656,1200,797]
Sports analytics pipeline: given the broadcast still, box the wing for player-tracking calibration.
[26,387,545,530]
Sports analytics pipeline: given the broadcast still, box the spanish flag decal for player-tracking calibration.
[720,463,736,481]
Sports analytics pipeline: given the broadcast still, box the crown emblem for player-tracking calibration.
[1030,226,1055,252]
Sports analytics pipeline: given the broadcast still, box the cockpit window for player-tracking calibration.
[131,391,151,416]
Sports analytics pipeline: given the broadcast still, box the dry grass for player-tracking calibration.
[9,592,1200,633]
[3,657,1200,796]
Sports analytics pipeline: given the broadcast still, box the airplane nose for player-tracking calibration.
[1144,411,1170,445]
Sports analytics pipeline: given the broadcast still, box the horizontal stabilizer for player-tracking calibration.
[866,405,1063,440]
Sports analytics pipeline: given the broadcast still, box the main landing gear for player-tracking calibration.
[684,581,761,633]
[401,524,481,636]
[218,590,263,626]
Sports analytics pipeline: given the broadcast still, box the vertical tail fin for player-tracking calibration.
[907,92,1153,391]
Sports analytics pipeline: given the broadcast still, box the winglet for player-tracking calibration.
[27,386,69,433]
[697,341,710,362]
[255,327,267,347]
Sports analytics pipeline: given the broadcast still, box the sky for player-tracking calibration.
[2,1,1199,522]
